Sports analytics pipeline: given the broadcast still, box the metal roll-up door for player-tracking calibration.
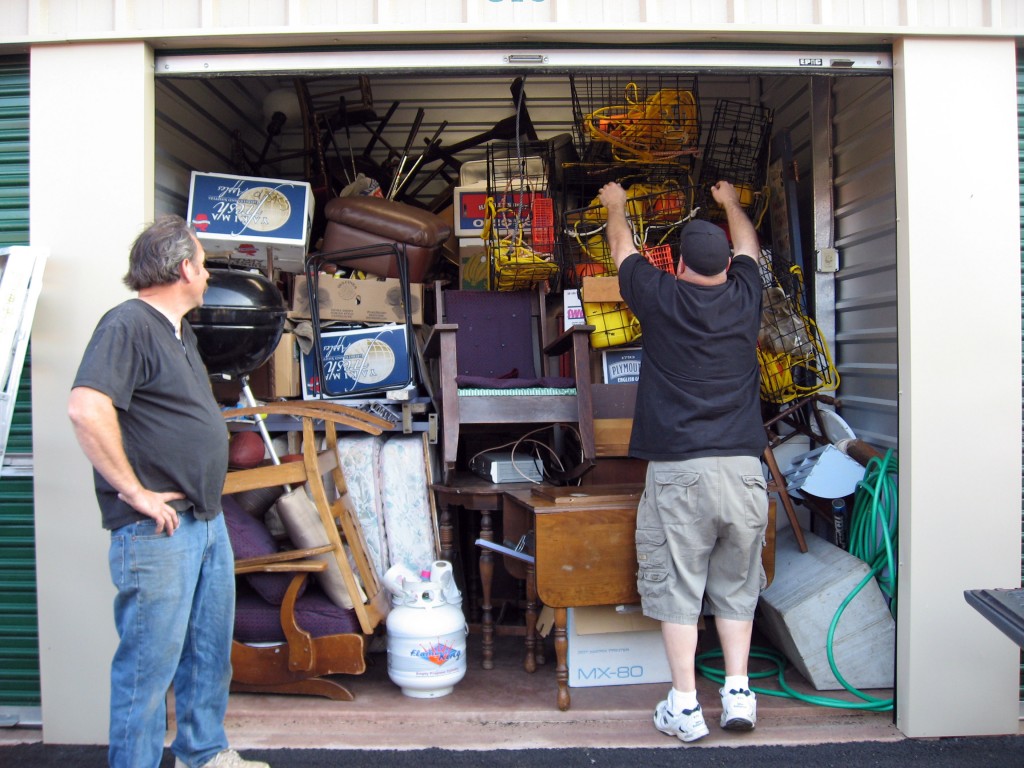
[0,56,40,717]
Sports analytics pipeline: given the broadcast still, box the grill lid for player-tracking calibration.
[187,268,287,378]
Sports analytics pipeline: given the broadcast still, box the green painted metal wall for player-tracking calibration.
[0,56,39,707]
[1018,52,1024,701]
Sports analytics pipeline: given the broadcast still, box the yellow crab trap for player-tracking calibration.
[579,274,643,350]
[697,100,773,225]
[757,252,839,404]
[570,73,701,164]
[559,163,696,289]
[483,142,561,291]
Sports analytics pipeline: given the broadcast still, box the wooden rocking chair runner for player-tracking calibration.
[222,402,393,700]
[424,284,597,483]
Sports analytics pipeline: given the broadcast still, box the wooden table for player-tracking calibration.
[500,484,645,711]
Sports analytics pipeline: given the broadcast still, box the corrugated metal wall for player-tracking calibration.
[829,77,899,450]
[0,56,40,710]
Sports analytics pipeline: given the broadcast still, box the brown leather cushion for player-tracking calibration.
[320,222,437,281]
[323,196,450,248]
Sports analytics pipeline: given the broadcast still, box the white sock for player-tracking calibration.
[668,687,699,713]
[724,675,750,693]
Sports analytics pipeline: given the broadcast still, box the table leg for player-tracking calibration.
[438,498,456,564]
[479,510,494,670]
[524,558,537,673]
[553,606,570,711]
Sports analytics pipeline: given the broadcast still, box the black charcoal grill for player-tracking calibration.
[187,268,287,378]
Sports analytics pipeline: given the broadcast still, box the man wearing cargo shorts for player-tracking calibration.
[598,180,769,743]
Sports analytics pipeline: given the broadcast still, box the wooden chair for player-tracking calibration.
[221,402,394,700]
[423,283,597,483]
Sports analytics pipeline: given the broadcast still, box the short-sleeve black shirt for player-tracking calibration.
[618,253,766,461]
[73,299,229,530]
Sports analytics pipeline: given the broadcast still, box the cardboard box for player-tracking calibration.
[581,275,624,303]
[602,347,642,384]
[563,288,585,331]
[289,275,425,325]
[458,238,489,290]
[249,332,300,399]
[453,182,490,236]
[453,183,548,237]
[187,171,313,273]
[300,324,411,399]
[565,605,671,688]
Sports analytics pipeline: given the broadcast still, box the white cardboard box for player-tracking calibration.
[187,171,313,273]
[565,605,671,688]
[563,288,585,331]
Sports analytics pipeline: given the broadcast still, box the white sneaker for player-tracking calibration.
[654,698,710,743]
[719,686,757,731]
[175,748,271,768]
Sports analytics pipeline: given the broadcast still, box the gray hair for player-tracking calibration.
[122,214,199,291]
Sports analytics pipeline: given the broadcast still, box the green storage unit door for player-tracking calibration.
[1018,51,1024,702]
[0,56,39,707]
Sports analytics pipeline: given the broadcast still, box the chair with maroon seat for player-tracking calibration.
[424,283,597,484]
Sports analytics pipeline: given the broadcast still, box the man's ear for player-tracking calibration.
[676,258,686,276]
[179,257,197,283]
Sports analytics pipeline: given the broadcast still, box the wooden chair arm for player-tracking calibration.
[235,561,328,576]
[544,324,595,357]
[234,545,335,574]
[423,323,458,359]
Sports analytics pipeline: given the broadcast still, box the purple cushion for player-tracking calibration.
[222,494,304,605]
[233,582,361,643]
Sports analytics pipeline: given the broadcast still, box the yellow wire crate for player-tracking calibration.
[571,74,701,164]
[757,254,839,404]
[560,171,695,289]
[483,142,561,292]
[580,276,641,350]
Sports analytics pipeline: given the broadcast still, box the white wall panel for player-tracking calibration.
[6,1,1024,43]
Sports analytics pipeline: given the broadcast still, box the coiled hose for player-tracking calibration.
[696,449,898,711]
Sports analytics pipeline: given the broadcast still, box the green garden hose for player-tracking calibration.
[696,449,898,711]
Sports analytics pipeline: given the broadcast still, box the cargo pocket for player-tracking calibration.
[741,474,768,529]
[635,527,670,600]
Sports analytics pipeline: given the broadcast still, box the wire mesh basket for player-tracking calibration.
[559,162,696,289]
[697,100,773,224]
[484,142,561,291]
[757,251,839,404]
[571,73,701,164]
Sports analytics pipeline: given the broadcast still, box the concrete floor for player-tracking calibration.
[216,629,904,752]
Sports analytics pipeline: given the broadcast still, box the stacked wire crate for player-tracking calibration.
[757,251,839,403]
[564,73,701,346]
[483,141,560,292]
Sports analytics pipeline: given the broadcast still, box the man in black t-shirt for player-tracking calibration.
[68,215,270,768]
[598,180,769,744]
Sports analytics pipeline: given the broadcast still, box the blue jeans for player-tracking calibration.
[107,511,235,768]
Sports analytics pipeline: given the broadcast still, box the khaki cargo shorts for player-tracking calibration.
[635,456,769,625]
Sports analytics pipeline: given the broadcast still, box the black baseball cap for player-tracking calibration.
[679,220,731,276]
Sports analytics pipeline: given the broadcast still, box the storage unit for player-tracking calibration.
[9,1,1023,747]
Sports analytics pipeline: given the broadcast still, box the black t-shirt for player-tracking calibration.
[618,253,766,461]
[73,299,229,530]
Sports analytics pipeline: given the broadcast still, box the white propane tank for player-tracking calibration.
[386,581,467,698]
